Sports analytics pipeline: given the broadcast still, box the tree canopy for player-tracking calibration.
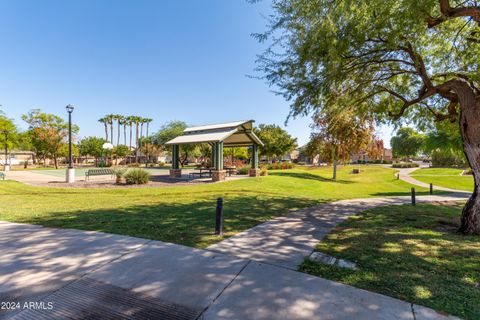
[255,0,480,234]
[390,127,426,159]
[254,124,297,159]
[256,0,480,125]
[152,121,203,165]
[22,109,79,168]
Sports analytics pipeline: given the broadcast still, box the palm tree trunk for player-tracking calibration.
[135,122,139,163]
[117,119,121,146]
[129,122,133,164]
[124,124,127,146]
[104,123,108,142]
[110,122,114,144]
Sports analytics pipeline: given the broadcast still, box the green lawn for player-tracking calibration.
[0,166,432,248]
[411,168,473,192]
[299,203,479,320]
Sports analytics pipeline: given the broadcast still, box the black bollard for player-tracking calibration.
[411,188,416,206]
[215,197,223,235]
[429,183,433,195]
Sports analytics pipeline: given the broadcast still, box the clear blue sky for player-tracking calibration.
[0,0,393,147]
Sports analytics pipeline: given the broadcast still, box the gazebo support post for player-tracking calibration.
[170,144,182,178]
[249,144,260,177]
[212,141,226,182]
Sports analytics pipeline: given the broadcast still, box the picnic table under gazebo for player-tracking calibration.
[165,120,264,182]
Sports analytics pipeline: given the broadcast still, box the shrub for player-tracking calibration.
[266,162,295,170]
[260,167,268,176]
[114,168,127,184]
[431,150,467,167]
[158,161,165,167]
[237,165,251,175]
[127,163,141,168]
[392,163,419,168]
[124,168,150,185]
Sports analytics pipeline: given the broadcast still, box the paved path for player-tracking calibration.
[207,194,469,270]
[397,167,471,194]
[1,194,465,319]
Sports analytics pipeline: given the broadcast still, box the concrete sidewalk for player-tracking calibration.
[0,218,460,319]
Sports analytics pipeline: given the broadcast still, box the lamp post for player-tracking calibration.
[1,130,9,172]
[66,105,75,183]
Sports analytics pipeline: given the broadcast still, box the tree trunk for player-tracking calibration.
[117,120,121,146]
[332,146,337,180]
[135,123,139,163]
[124,125,127,146]
[53,155,58,169]
[451,79,480,234]
[104,124,108,142]
[110,123,114,144]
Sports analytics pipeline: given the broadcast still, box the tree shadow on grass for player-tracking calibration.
[18,195,321,249]
[269,171,353,184]
[299,203,480,320]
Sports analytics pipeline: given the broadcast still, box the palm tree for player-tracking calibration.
[125,116,135,164]
[134,116,140,149]
[98,117,109,142]
[113,114,124,146]
[139,117,145,150]
[143,118,153,165]
[121,117,128,146]
[104,114,115,144]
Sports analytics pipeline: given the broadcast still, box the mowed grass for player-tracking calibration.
[299,203,479,320]
[0,166,431,248]
[411,168,473,192]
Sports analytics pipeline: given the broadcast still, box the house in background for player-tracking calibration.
[350,139,393,162]
[0,150,35,166]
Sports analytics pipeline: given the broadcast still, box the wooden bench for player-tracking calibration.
[0,172,5,180]
[85,169,115,181]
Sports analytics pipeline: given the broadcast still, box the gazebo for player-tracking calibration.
[165,120,264,181]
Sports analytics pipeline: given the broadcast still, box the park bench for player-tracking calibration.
[0,172,5,180]
[85,168,115,181]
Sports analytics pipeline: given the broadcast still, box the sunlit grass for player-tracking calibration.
[299,203,479,320]
[0,165,432,248]
[411,168,473,192]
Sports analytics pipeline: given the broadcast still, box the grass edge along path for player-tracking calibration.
[410,168,473,192]
[299,202,479,320]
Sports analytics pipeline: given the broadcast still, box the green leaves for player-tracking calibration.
[254,124,297,158]
[256,0,480,125]
[390,127,425,158]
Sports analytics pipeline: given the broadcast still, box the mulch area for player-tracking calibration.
[37,176,211,189]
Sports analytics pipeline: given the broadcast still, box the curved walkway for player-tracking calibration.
[397,167,471,194]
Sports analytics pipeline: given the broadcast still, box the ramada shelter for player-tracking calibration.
[165,120,264,181]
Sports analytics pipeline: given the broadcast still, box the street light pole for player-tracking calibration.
[2,130,9,172]
[65,105,75,183]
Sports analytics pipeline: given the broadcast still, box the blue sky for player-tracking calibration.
[0,0,393,147]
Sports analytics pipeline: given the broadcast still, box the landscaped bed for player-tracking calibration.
[0,166,434,248]
[299,202,479,320]
[410,167,473,192]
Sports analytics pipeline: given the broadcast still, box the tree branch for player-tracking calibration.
[427,0,480,28]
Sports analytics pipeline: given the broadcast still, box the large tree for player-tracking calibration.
[391,127,425,159]
[78,136,106,166]
[152,121,202,166]
[308,107,372,179]
[254,124,297,161]
[22,109,78,169]
[0,115,19,165]
[256,0,480,234]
